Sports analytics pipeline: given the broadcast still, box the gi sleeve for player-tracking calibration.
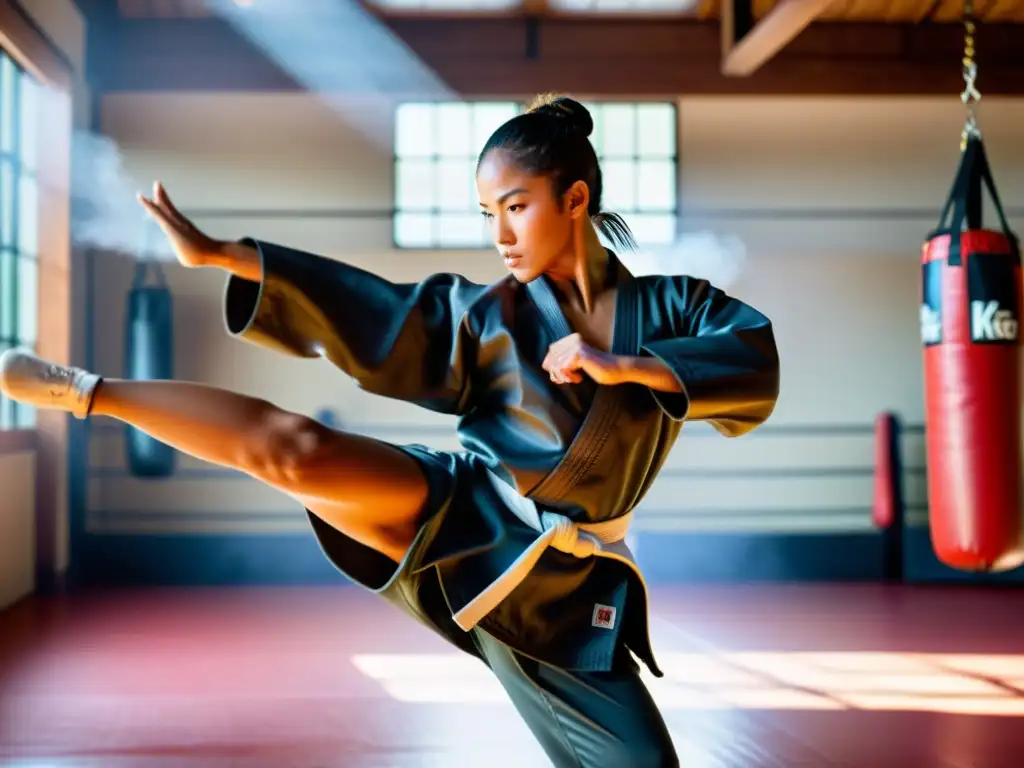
[222,239,480,415]
[639,275,780,436]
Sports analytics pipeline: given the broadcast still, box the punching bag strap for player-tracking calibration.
[933,3,1020,266]
[131,259,169,290]
[132,220,170,289]
[937,135,1020,266]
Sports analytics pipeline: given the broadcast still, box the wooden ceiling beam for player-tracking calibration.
[721,0,836,76]
[87,17,1024,96]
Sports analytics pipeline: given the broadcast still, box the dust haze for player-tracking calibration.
[71,130,173,260]
[620,232,749,289]
[71,128,749,288]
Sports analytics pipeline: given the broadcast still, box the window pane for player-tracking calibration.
[0,336,12,426]
[19,74,36,173]
[0,393,13,429]
[18,174,37,255]
[0,56,15,155]
[471,103,519,151]
[395,103,436,158]
[435,103,472,157]
[394,212,434,248]
[395,158,435,210]
[601,159,637,211]
[636,160,675,211]
[15,402,35,429]
[0,249,14,339]
[17,255,36,345]
[637,103,675,157]
[436,213,488,248]
[0,159,13,247]
[599,104,636,158]
[436,159,473,211]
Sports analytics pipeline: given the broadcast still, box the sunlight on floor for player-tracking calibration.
[350,651,1024,715]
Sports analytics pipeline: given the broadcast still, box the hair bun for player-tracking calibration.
[527,94,593,138]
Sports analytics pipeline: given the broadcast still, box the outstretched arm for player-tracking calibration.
[137,183,479,415]
[633,275,780,436]
[223,239,481,415]
[137,183,262,282]
[206,240,263,283]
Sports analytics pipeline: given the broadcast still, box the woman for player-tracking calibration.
[1,96,779,767]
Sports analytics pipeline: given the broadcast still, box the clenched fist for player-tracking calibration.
[542,333,625,386]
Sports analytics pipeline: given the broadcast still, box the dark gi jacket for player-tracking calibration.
[222,239,780,678]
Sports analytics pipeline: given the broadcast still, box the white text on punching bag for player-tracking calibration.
[920,304,942,344]
[971,300,1019,342]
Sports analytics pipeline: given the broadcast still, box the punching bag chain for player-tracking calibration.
[960,0,980,150]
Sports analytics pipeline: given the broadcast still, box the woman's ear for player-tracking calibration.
[565,181,590,220]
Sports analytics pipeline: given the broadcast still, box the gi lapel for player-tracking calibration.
[524,254,639,504]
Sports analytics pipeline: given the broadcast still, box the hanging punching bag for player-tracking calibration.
[920,133,1024,572]
[124,258,176,478]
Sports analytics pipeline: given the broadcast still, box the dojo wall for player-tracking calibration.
[78,93,1024,585]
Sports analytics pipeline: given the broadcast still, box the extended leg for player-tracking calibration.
[473,629,678,768]
[0,349,427,561]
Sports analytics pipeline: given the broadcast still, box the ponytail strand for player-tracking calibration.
[592,211,638,253]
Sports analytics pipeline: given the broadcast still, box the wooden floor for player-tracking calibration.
[2,583,1024,767]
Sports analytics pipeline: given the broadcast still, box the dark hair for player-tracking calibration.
[477,94,638,252]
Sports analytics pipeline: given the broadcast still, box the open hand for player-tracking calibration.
[137,182,221,268]
[542,333,624,386]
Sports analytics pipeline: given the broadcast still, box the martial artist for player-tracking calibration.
[1,95,779,767]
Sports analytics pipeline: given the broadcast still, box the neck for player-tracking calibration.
[547,219,609,314]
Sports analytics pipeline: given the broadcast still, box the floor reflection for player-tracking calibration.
[352,650,1024,716]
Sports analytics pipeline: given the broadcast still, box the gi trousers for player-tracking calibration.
[472,628,679,768]
[305,444,677,766]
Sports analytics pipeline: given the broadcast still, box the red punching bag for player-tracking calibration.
[920,134,1024,572]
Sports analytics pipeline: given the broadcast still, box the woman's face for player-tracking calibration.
[476,149,585,283]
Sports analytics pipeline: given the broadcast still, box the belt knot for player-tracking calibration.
[541,511,598,558]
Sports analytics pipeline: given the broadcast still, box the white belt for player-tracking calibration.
[451,470,635,631]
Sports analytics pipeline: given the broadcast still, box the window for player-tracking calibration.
[586,102,677,246]
[393,100,677,249]
[0,50,39,430]
[394,101,520,249]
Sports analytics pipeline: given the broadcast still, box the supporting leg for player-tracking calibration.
[473,629,678,768]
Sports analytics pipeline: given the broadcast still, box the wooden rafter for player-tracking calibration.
[721,0,836,77]
[88,11,1024,96]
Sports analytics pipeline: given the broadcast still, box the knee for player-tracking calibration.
[239,408,327,486]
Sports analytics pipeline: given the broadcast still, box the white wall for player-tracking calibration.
[84,92,1024,539]
[0,0,84,608]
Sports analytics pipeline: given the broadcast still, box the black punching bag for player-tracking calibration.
[124,259,176,478]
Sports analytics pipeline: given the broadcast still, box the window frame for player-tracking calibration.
[391,99,679,251]
[0,46,39,433]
